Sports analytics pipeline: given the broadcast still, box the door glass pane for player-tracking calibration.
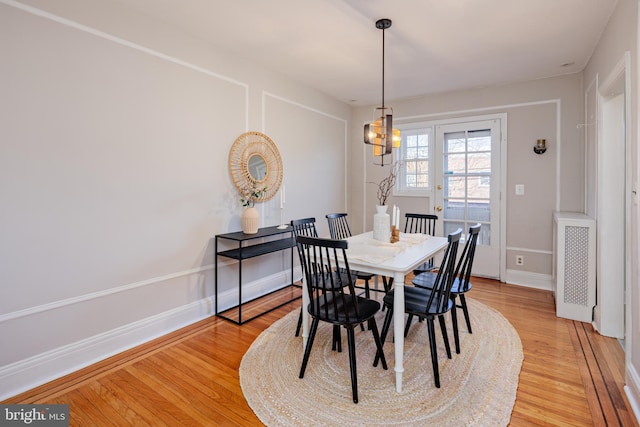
[445,176,465,198]
[467,153,490,173]
[443,221,465,237]
[467,130,491,151]
[442,127,492,248]
[478,223,491,245]
[468,176,490,198]
[445,153,466,174]
[444,198,465,220]
[468,200,491,221]
[445,132,466,152]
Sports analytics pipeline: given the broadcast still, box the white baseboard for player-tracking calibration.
[504,269,553,291]
[0,268,300,402]
[625,363,640,424]
[0,297,213,401]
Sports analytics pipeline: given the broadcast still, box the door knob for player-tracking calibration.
[436,184,442,190]
[435,206,443,212]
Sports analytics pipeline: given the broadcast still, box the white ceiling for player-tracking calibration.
[113,0,618,106]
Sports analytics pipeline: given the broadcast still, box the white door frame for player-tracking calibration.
[594,51,631,339]
[432,113,506,280]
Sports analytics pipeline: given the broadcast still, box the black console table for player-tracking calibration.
[215,226,298,324]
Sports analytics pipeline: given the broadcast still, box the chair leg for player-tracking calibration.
[369,318,387,370]
[332,325,342,352]
[404,313,415,337]
[364,278,371,299]
[295,308,302,337]
[374,306,393,367]
[459,294,472,334]
[299,318,319,378]
[426,318,440,388]
[451,295,460,354]
[380,277,393,312]
[438,315,452,359]
[346,327,358,403]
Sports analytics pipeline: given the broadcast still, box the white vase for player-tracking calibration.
[373,205,391,242]
[242,206,259,234]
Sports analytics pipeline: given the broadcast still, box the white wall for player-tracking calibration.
[0,0,350,399]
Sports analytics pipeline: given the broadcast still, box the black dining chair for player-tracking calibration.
[374,228,462,388]
[326,213,390,299]
[384,212,439,290]
[291,217,344,351]
[404,213,439,276]
[412,223,481,354]
[291,217,319,338]
[296,235,387,403]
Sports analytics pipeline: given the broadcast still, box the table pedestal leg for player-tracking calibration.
[393,271,405,392]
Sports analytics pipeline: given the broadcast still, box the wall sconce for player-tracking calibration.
[534,139,547,154]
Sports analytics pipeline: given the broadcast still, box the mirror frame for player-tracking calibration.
[229,131,283,202]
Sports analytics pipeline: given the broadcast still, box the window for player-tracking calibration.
[396,125,433,196]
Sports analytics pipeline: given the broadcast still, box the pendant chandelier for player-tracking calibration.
[364,18,400,166]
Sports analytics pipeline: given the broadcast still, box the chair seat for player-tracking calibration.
[310,295,381,325]
[412,260,436,276]
[355,271,374,280]
[413,274,473,294]
[382,287,453,316]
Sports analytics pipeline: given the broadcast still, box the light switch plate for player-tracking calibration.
[515,184,525,195]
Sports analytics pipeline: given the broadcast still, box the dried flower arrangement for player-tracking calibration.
[375,162,399,206]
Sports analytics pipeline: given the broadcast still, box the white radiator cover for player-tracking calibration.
[552,212,596,322]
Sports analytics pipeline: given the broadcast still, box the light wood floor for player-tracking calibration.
[3,278,638,426]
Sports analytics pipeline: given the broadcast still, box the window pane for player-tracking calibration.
[445,176,465,198]
[417,163,428,176]
[468,176,490,198]
[468,153,490,173]
[444,199,465,220]
[444,221,465,236]
[445,132,465,153]
[467,130,491,151]
[478,223,491,246]
[445,153,466,174]
[468,200,491,221]
[399,126,431,192]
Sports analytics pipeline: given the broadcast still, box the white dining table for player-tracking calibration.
[299,230,449,393]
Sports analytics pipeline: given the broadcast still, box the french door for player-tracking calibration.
[434,118,502,278]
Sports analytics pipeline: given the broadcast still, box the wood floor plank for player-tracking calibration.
[2,277,636,426]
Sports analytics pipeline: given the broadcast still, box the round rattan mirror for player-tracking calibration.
[229,131,283,202]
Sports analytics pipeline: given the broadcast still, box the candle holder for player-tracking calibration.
[277,206,288,229]
[390,225,400,243]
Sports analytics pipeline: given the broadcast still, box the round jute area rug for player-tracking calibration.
[240,297,522,426]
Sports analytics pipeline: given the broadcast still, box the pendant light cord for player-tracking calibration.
[381,26,385,109]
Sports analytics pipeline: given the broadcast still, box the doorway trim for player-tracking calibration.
[595,51,631,339]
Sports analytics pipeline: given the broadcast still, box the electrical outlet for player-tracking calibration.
[516,255,524,266]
